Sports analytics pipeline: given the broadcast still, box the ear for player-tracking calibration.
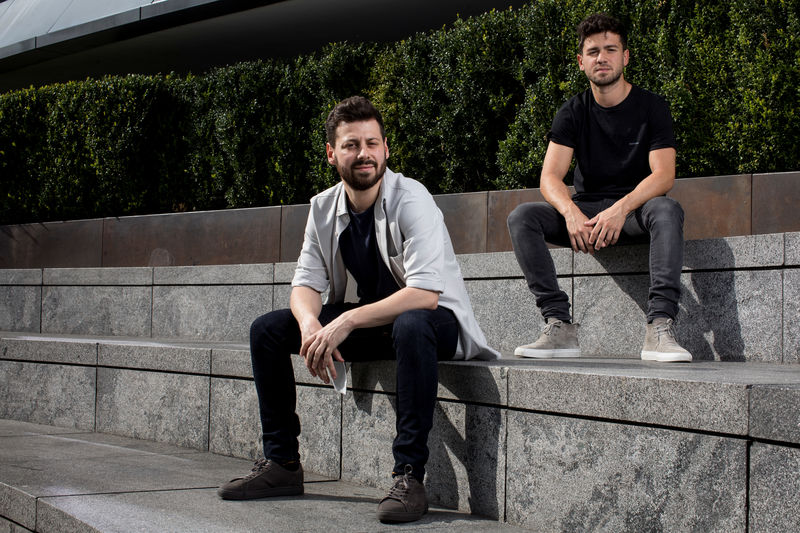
[577,53,585,71]
[623,48,630,67]
[384,137,389,159]
[326,143,336,166]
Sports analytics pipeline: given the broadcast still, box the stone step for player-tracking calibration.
[3,334,800,531]
[0,419,527,533]
[2,231,799,363]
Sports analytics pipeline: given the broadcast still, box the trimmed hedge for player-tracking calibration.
[1,0,798,224]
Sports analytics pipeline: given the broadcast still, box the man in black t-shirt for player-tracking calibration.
[507,13,692,362]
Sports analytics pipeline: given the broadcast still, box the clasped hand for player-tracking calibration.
[299,314,350,384]
[566,203,627,253]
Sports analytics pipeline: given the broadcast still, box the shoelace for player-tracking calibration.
[386,465,414,500]
[542,320,562,335]
[243,458,270,480]
[653,319,675,341]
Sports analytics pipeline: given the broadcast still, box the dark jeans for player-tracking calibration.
[506,196,684,322]
[250,303,458,482]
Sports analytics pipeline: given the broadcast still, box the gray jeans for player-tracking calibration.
[506,196,684,322]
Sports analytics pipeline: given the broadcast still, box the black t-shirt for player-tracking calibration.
[338,202,400,304]
[548,84,676,201]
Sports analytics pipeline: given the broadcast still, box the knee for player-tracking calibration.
[392,310,439,366]
[507,202,548,234]
[250,309,294,345]
[645,197,684,227]
[392,309,434,338]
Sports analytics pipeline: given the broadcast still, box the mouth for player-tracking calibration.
[353,160,377,171]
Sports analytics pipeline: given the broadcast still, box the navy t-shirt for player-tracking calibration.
[338,202,400,304]
[548,85,676,201]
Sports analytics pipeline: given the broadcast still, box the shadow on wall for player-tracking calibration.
[349,363,503,519]
[428,366,502,519]
[593,240,745,361]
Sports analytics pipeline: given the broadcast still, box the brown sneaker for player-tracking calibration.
[217,458,303,500]
[377,465,428,523]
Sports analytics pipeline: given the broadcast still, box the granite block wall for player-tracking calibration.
[209,377,261,461]
[426,400,506,519]
[1,230,799,531]
[505,412,747,532]
[95,368,210,450]
[0,232,796,363]
[749,443,800,533]
[2,334,800,531]
[0,285,40,333]
[0,361,95,430]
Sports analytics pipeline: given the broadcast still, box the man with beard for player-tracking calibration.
[507,13,692,362]
[217,96,499,523]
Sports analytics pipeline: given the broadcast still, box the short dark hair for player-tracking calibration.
[577,13,627,53]
[325,96,386,145]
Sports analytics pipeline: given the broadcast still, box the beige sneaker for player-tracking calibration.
[641,318,692,362]
[514,318,581,358]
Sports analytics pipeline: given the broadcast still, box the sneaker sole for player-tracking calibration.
[217,485,303,500]
[515,348,581,359]
[377,505,428,523]
[641,350,692,363]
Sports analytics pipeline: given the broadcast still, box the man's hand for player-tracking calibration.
[584,200,629,250]
[564,204,595,254]
[291,285,437,385]
[299,313,350,384]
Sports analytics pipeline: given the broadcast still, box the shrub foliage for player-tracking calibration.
[1,0,797,224]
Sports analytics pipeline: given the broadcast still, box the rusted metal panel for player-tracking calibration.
[434,191,488,255]
[752,172,800,235]
[101,207,281,267]
[0,219,103,268]
[279,204,310,263]
[487,188,547,253]
[669,175,752,240]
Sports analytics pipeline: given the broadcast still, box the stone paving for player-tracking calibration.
[0,419,528,533]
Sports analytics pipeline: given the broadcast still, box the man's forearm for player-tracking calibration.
[615,168,675,215]
[339,287,439,331]
[290,285,323,332]
[616,147,677,214]
[541,173,578,217]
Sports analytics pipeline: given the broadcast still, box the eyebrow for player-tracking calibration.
[585,44,619,53]
[341,136,382,144]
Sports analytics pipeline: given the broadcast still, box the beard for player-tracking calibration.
[587,66,623,87]
[337,156,387,191]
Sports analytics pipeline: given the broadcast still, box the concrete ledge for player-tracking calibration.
[5,333,800,444]
[44,266,153,285]
[2,232,799,361]
[153,264,274,285]
[1,334,800,531]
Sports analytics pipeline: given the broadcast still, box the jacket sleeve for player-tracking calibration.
[291,205,330,294]
[393,182,446,293]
